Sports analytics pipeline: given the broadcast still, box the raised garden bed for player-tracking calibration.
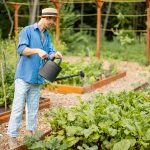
[0,97,50,124]
[44,71,126,94]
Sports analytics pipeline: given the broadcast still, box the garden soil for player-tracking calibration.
[0,57,150,150]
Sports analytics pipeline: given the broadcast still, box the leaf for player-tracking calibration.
[29,141,45,150]
[127,138,136,147]
[67,112,76,121]
[108,128,117,137]
[77,146,84,150]
[66,126,83,136]
[143,129,150,141]
[88,145,98,150]
[64,137,80,148]
[82,125,99,138]
[113,139,130,150]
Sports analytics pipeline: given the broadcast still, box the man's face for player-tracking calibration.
[45,16,57,29]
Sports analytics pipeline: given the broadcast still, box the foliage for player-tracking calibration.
[44,58,117,87]
[0,37,17,107]
[0,64,15,107]
[24,131,44,148]
[112,13,134,47]
[24,91,150,150]
[101,35,146,65]
[58,3,96,56]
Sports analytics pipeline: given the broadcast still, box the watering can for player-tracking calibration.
[39,58,84,82]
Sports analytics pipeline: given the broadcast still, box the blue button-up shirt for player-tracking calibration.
[15,23,55,84]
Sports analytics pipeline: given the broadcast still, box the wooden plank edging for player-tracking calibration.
[134,82,149,91]
[0,98,50,124]
[45,71,126,94]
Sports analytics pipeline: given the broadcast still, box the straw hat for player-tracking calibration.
[42,8,58,17]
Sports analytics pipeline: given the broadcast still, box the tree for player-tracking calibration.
[28,0,39,25]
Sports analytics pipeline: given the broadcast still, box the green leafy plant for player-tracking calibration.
[0,64,15,107]
[0,37,17,107]
[44,58,117,87]
[25,91,150,150]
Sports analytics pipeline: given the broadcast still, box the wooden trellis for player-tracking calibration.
[7,0,150,65]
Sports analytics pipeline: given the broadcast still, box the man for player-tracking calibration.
[7,7,62,148]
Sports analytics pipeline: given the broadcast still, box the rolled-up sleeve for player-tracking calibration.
[17,27,30,55]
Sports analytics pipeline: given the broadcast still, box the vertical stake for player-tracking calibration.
[146,0,150,65]
[1,63,7,111]
[12,3,21,35]
[51,0,62,43]
[95,0,103,59]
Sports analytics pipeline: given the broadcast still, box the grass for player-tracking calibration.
[101,36,147,65]
[0,34,148,67]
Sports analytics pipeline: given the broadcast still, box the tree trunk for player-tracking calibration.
[2,0,14,36]
[28,0,39,25]
[103,1,112,36]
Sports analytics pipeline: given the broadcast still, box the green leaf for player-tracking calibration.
[67,112,76,121]
[88,145,98,150]
[64,137,80,148]
[66,126,83,136]
[113,139,130,150]
[77,146,84,150]
[143,129,150,141]
[82,125,99,138]
[108,128,117,137]
[29,141,45,150]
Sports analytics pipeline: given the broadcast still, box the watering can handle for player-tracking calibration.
[51,57,62,66]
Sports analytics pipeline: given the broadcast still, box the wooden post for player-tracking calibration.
[51,1,61,43]
[12,3,21,35]
[146,0,150,65]
[1,63,7,111]
[95,0,103,59]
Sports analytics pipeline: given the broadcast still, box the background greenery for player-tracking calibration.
[0,1,147,65]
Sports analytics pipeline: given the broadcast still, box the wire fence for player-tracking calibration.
[6,0,146,5]
[2,1,147,33]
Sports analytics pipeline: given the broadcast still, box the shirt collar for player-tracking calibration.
[33,23,38,30]
[34,22,47,33]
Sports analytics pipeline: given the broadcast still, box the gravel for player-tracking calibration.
[0,58,150,150]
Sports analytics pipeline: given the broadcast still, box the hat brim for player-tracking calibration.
[42,12,57,16]
[42,15,57,17]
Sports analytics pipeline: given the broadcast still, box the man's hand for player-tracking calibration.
[37,49,48,59]
[54,51,62,59]
[50,51,62,59]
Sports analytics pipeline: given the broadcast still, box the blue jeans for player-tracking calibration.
[7,79,40,137]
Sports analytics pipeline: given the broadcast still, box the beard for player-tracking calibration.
[46,23,55,29]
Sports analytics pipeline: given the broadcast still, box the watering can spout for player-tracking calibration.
[54,70,85,81]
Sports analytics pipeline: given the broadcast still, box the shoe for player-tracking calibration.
[8,137,20,149]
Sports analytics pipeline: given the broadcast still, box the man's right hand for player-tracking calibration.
[22,47,48,59]
[36,49,48,59]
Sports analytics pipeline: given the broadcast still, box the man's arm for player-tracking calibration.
[22,47,48,59]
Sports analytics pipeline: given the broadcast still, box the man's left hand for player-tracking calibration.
[54,51,62,59]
